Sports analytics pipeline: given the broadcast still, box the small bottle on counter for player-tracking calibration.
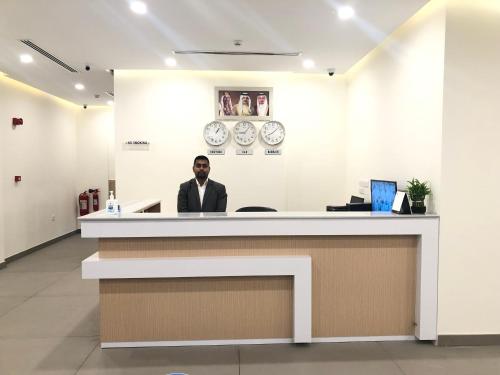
[106,191,117,214]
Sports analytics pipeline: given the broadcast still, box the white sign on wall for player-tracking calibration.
[265,149,282,155]
[123,141,150,151]
[208,149,225,155]
[236,149,253,155]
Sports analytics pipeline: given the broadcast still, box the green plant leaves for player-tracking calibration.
[406,178,431,201]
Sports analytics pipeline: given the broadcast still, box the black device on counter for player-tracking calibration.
[346,202,372,211]
[326,196,371,212]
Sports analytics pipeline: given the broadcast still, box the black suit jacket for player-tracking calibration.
[177,178,227,212]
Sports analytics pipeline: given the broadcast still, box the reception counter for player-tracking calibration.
[80,200,439,348]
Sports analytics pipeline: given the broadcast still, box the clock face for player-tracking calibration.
[204,121,228,146]
[234,121,257,146]
[261,121,285,145]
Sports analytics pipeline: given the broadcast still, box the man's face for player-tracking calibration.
[193,159,210,179]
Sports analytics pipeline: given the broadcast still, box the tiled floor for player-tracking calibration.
[0,234,499,375]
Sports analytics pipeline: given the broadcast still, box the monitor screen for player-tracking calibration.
[370,180,397,212]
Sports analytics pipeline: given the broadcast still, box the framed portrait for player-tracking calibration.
[215,87,273,121]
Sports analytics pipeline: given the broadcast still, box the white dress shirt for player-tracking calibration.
[196,178,208,207]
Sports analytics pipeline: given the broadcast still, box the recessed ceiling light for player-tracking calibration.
[75,83,85,90]
[20,54,33,63]
[302,59,315,69]
[337,6,355,20]
[107,100,114,106]
[130,1,147,14]
[165,57,177,67]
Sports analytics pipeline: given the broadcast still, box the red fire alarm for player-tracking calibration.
[14,176,21,182]
[12,118,23,126]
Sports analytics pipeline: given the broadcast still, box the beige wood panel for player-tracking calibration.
[98,236,416,341]
[99,236,414,259]
[100,277,292,341]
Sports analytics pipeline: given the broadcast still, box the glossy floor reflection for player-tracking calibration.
[0,234,498,375]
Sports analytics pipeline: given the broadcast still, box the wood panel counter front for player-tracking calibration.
[80,206,439,348]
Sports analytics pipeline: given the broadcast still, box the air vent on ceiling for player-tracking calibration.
[20,40,78,73]
[173,50,302,57]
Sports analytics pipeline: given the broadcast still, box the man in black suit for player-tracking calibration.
[177,155,227,212]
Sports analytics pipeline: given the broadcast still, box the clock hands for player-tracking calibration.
[239,125,250,135]
[237,123,251,135]
[268,126,278,136]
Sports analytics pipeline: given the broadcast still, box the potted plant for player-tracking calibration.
[407,178,431,214]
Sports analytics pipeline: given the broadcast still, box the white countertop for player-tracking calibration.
[79,200,438,222]
[80,210,438,221]
[79,199,439,239]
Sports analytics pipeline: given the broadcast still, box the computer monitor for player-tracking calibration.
[370,180,397,212]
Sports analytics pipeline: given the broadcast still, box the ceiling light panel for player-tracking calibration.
[20,54,33,63]
[337,6,355,20]
[130,1,147,15]
[302,59,315,69]
[165,57,177,67]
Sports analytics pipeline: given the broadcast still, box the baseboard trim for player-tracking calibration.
[5,229,81,263]
[438,334,500,346]
[102,336,416,348]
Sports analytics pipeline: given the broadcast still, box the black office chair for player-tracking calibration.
[236,206,277,212]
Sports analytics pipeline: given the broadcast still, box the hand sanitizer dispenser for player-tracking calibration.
[106,191,116,214]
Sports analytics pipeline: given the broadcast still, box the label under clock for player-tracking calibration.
[236,149,253,155]
[265,149,282,155]
[208,149,225,155]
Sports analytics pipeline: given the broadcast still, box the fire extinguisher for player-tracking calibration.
[79,191,90,216]
[89,188,99,212]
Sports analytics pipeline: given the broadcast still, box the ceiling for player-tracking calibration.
[0,0,430,106]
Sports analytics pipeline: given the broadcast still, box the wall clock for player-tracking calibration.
[260,121,285,145]
[204,121,228,146]
[234,121,257,146]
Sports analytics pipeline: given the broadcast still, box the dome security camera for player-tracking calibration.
[327,68,336,77]
[83,104,87,109]
[85,65,90,71]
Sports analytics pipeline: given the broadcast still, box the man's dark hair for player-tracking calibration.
[193,155,210,166]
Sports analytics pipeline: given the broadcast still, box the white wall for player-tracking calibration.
[345,0,500,335]
[0,76,79,259]
[438,0,500,334]
[115,70,347,212]
[345,1,446,212]
[0,110,5,263]
[76,107,114,212]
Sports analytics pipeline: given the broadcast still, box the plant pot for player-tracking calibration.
[411,200,426,214]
